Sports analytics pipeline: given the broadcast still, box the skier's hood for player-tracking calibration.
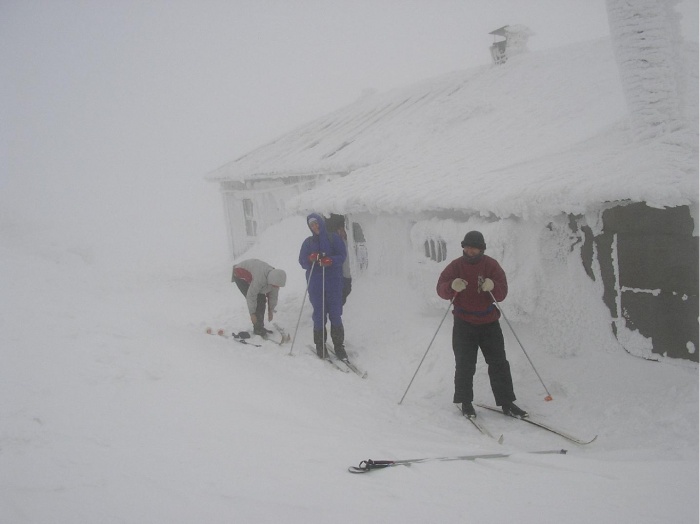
[267,268,286,287]
[306,213,327,236]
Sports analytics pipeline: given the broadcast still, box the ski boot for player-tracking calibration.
[330,325,348,360]
[253,324,273,337]
[502,402,528,418]
[462,402,476,418]
[313,330,326,358]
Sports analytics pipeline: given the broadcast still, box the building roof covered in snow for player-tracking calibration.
[206,37,698,220]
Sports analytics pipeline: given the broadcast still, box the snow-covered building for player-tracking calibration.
[206,0,698,361]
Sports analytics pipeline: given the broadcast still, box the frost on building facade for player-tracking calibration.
[205,168,344,257]
[206,2,698,361]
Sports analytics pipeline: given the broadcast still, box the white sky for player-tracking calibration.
[1,0,697,261]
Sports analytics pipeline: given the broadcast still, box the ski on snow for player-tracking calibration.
[304,344,367,378]
[341,359,368,379]
[325,344,368,379]
[270,322,292,344]
[306,345,349,374]
[205,325,289,346]
[475,403,598,445]
[207,324,364,376]
[260,332,291,345]
[206,327,262,346]
[455,405,503,444]
[348,449,567,474]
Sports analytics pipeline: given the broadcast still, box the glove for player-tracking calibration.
[480,278,494,292]
[319,256,333,267]
[450,278,467,292]
[308,252,320,263]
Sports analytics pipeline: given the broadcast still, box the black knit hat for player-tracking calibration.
[461,231,486,250]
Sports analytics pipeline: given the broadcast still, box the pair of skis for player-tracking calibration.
[205,323,291,346]
[460,403,597,446]
[306,344,367,379]
[206,328,264,346]
[207,322,367,378]
[349,405,595,474]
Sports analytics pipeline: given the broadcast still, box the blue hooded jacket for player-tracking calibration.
[299,213,347,327]
[299,213,347,280]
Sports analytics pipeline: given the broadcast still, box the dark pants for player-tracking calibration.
[308,273,343,331]
[342,277,352,305]
[452,317,515,406]
[234,277,267,327]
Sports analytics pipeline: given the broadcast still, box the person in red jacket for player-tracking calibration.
[436,231,527,419]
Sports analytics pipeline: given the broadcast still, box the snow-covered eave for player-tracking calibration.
[290,178,697,223]
[204,165,352,183]
[289,126,698,221]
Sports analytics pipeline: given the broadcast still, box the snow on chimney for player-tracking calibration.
[489,25,534,65]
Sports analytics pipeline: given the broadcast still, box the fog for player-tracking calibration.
[1,1,697,269]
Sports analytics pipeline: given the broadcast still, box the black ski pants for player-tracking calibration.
[452,317,516,406]
[234,277,267,327]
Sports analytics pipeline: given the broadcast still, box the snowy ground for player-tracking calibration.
[1,215,697,523]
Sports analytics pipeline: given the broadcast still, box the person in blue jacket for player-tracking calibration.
[299,213,348,359]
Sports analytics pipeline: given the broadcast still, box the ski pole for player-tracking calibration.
[289,261,315,356]
[349,449,567,473]
[488,290,553,401]
[398,295,455,405]
[321,262,327,359]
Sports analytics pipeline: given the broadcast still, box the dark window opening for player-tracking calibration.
[242,199,257,237]
[424,238,447,262]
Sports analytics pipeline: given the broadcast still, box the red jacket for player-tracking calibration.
[436,254,507,325]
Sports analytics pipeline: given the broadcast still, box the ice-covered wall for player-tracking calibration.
[378,206,697,362]
[360,214,622,359]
